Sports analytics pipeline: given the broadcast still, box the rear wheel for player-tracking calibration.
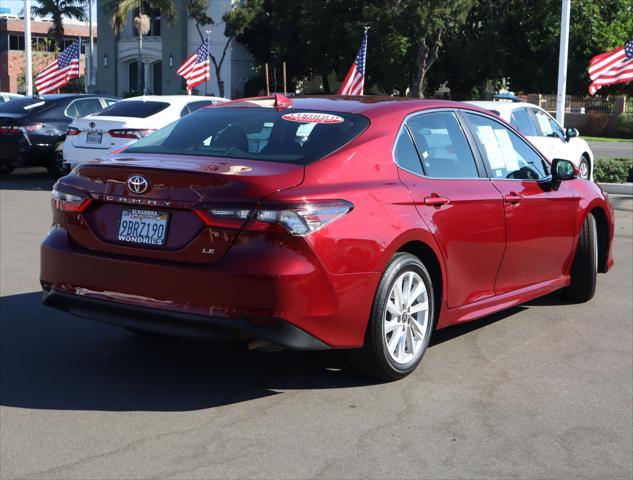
[47,142,68,178]
[578,155,590,180]
[565,213,598,302]
[350,253,435,381]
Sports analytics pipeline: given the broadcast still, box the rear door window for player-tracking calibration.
[510,108,539,137]
[73,98,105,117]
[124,108,370,165]
[97,101,170,118]
[406,111,480,178]
[464,112,549,180]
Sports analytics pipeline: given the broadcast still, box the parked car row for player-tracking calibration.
[40,94,613,381]
[0,93,226,176]
[63,95,226,171]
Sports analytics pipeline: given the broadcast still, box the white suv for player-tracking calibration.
[467,101,594,180]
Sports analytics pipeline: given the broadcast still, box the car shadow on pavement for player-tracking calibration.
[0,291,522,412]
[0,168,55,191]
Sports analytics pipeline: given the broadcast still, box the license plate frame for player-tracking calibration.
[117,209,170,247]
[86,131,103,144]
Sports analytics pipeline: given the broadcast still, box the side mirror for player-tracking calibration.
[565,127,579,141]
[552,158,578,182]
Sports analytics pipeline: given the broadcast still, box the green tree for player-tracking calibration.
[102,0,176,94]
[31,0,87,51]
[435,0,633,97]
[366,0,475,98]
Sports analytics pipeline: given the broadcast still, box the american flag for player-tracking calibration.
[35,41,81,94]
[177,39,211,94]
[588,40,633,95]
[338,30,368,96]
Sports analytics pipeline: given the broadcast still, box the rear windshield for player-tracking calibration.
[0,97,51,114]
[97,101,169,118]
[123,107,370,165]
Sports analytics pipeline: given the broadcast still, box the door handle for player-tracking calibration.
[424,195,449,207]
[504,192,522,204]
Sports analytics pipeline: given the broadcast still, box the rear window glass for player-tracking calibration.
[97,101,169,118]
[124,108,370,165]
[0,97,51,113]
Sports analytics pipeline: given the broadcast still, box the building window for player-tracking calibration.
[9,35,25,51]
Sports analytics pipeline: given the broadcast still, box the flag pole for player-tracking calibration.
[555,0,571,126]
[205,29,211,96]
[24,0,33,95]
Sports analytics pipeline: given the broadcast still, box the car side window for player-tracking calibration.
[406,111,479,178]
[533,109,565,139]
[74,99,105,118]
[465,113,549,180]
[188,101,213,113]
[180,105,191,117]
[510,108,539,137]
[394,127,423,175]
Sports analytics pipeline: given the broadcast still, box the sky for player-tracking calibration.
[0,0,97,24]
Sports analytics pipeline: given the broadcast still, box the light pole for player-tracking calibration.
[556,0,571,126]
[87,0,94,91]
[24,0,33,95]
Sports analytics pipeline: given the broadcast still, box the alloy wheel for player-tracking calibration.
[383,270,429,365]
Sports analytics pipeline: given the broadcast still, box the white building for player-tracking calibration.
[95,0,254,98]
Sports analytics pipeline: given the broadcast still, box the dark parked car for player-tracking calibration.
[0,94,118,176]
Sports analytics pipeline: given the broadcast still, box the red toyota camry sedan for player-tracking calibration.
[40,95,614,380]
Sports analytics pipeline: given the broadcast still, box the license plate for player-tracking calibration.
[86,132,102,144]
[117,209,169,246]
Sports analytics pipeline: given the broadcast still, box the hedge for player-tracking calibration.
[593,158,633,184]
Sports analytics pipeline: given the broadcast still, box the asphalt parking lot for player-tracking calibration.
[588,140,633,160]
[1,168,632,480]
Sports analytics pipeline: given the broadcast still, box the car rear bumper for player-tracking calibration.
[42,289,329,350]
[40,227,378,349]
[0,136,56,166]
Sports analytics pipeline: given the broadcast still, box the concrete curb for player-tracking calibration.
[598,183,633,195]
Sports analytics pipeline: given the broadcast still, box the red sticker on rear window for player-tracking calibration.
[281,112,344,124]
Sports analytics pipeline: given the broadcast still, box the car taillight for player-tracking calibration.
[108,129,156,139]
[195,200,354,235]
[51,188,92,213]
[66,127,81,135]
[0,124,42,133]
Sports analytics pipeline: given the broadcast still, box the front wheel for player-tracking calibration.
[578,155,590,180]
[350,253,435,381]
[565,213,598,302]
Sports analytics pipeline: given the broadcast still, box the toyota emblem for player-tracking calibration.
[127,175,149,194]
[89,121,96,128]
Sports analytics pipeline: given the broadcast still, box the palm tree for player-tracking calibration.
[103,0,176,95]
[31,0,87,52]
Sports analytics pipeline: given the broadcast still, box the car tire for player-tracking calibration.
[349,252,435,381]
[0,164,15,175]
[565,213,598,303]
[578,155,590,180]
[47,142,68,178]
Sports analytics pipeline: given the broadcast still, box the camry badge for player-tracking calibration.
[127,175,149,194]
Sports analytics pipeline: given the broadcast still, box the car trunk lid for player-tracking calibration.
[59,154,304,263]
